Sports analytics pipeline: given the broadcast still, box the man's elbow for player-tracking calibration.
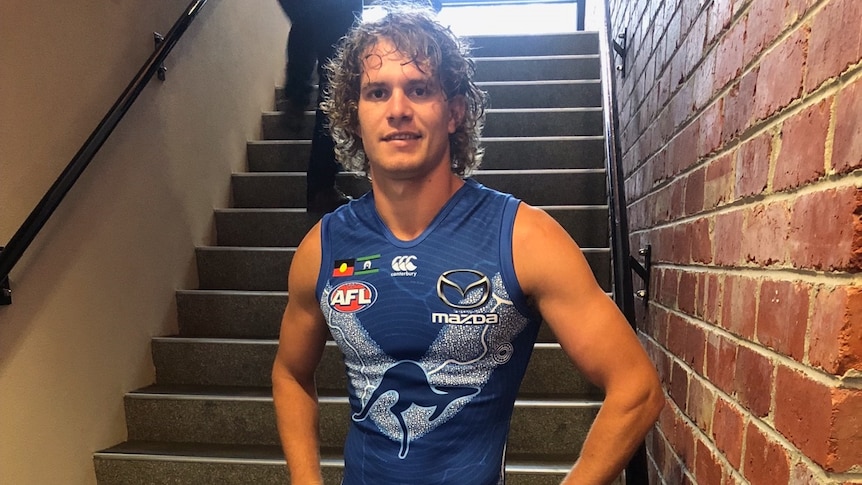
[638,373,664,426]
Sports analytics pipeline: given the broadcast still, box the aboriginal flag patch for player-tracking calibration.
[332,259,355,277]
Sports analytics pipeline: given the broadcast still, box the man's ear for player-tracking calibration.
[447,95,467,134]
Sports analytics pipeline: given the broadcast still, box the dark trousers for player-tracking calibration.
[277,0,362,199]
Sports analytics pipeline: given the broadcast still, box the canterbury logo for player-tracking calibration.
[436,269,491,309]
[391,255,418,272]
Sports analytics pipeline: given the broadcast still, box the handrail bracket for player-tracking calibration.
[613,28,628,78]
[1,248,11,305]
[630,244,651,305]
[154,33,168,81]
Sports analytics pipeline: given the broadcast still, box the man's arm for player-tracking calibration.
[272,222,329,485]
[512,204,663,485]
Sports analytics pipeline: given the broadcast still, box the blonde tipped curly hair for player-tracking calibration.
[321,3,487,177]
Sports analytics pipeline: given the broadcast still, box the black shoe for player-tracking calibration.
[282,97,307,132]
[307,187,351,214]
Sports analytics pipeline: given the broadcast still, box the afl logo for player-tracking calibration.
[329,281,378,313]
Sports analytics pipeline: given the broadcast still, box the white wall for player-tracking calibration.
[0,1,288,483]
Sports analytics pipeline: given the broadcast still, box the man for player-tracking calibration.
[276,0,362,213]
[271,5,663,484]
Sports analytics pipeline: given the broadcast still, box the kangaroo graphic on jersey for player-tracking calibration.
[352,360,479,458]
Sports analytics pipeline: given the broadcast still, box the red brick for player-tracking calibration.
[755,29,806,121]
[712,397,745,469]
[784,0,816,25]
[670,123,701,175]
[789,186,862,271]
[685,322,707,375]
[789,461,824,485]
[806,0,862,91]
[735,131,771,199]
[701,273,722,325]
[774,366,832,468]
[831,388,862,472]
[678,271,698,314]
[704,152,733,210]
[734,345,773,417]
[757,279,809,360]
[741,201,791,266]
[693,53,716,111]
[743,0,786,67]
[774,98,830,191]
[672,411,697,471]
[705,331,736,394]
[721,275,758,339]
[684,15,708,82]
[723,70,758,144]
[743,424,791,485]
[689,217,714,264]
[669,359,690,409]
[687,376,716,431]
[667,312,688,359]
[672,223,689,263]
[695,438,725,485]
[669,311,704,372]
[713,210,744,266]
[714,18,745,90]
[833,76,862,174]
[698,100,723,156]
[809,286,862,375]
[669,178,685,221]
[659,267,681,309]
[707,0,733,47]
[685,167,705,216]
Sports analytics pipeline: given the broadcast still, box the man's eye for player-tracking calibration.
[412,86,430,97]
[370,89,386,99]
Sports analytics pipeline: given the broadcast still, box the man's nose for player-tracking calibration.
[387,90,413,121]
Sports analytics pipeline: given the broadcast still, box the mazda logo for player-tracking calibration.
[436,269,491,309]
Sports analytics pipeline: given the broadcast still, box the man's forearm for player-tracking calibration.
[273,368,324,484]
[561,387,663,484]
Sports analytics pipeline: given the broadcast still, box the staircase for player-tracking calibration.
[94,30,616,484]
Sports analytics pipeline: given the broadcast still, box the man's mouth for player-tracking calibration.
[382,132,421,141]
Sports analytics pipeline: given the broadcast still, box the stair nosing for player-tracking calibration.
[474,54,599,61]
[247,139,310,145]
[93,451,574,473]
[216,204,608,213]
[93,450,575,473]
[126,390,603,408]
[175,289,287,296]
[476,79,601,86]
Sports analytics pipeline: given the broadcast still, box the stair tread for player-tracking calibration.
[129,384,603,403]
[96,440,577,468]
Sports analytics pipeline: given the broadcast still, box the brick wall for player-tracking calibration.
[606,0,862,483]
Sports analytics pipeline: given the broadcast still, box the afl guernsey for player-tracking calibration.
[317,179,542,485]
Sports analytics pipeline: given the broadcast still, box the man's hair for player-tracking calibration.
[322,3,487,176]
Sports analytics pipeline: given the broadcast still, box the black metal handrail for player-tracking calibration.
[0,0,209,305]
[598,2,651,484]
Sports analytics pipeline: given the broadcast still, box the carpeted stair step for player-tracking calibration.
[246,136,605,172]
[194,246,610,292]
[175,290,585,343]
[231,169,606,208]
[150,338,602,398]
[122,386,600,456]
[261,107,603,140]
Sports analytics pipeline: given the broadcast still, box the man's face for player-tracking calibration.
[357,38,464,181]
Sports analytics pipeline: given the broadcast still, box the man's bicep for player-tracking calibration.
[512,205,638,388]
[274,223,328,381]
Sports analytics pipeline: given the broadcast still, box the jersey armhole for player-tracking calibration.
[315,213,333,301]
[499,197,535,318]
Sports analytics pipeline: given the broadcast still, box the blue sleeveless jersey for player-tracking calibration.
[317,179,542,485]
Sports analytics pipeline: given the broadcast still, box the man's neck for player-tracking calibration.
[370,167,465,241]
